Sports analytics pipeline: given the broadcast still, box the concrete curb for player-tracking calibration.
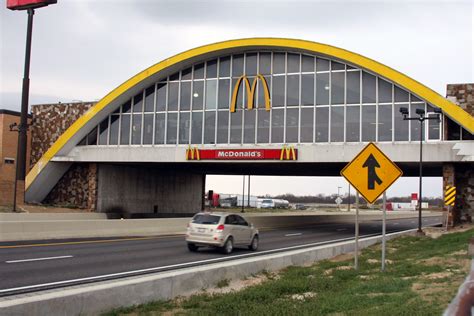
[0,213,439,242]
[0,229,417,316]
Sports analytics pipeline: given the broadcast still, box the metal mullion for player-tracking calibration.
[359,70,362,142]
[343,65,347,143]
[375,77,379,142]
[391,83,394,142]
[283,52,287,144]
[269,52,273,144]
[228,55,233,144]
[254,52,259,144]
[202,63,208,145]
[214,58,220,145]
[164,78,169,143]
[152,82,157,145]
[106,115,111,146]
[297,53,302,144]
[241,53,246,145]
[141,89,145,145]
[189,70,194,145]
[176,74,181,144]
[128,97,133,146]
[408,93,412,141]
[313,56,316,143]
[328,58,332,143]
[117,105,122,147]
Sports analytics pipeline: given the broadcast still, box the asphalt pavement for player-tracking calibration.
[0,216,441,294]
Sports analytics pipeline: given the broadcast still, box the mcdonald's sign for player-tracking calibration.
[185,146,297,161]
[230,74,270,113]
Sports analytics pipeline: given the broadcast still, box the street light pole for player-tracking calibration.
[399,107,441,233]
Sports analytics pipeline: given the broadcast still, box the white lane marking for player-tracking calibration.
[285,233,303,237]
[6,255,73,264]
[336,228,347,232]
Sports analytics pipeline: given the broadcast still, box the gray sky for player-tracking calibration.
[1,0,473,197]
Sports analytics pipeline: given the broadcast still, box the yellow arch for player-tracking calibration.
[26,38,474,190]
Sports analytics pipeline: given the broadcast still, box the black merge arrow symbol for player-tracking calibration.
[362,154,383,190]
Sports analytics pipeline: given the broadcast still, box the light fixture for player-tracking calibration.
[193,92,199,98]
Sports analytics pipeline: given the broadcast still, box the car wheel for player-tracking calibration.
[248,235,259,251]
[187,243,199,252]
[222,237,233,254]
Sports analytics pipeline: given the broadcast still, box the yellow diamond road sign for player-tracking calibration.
[341,142,403,204]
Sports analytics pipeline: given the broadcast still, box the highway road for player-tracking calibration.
[0,216,441,295]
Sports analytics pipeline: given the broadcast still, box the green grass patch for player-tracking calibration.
[104,228,473,316]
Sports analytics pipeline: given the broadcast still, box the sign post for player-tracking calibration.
[341,143,402,271]
[355,192,359,270]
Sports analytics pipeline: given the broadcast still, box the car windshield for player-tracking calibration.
[262,199,272,203]
[192,214,221,225]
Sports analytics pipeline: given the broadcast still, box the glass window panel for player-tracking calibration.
[257,76,271,109]
[112,106,120,114]
[194,63,204,79]
[272,76,285,107]
[179,112,190,144]
[78,136,86,146]
[273,53,285,74]
[257,109,270,143]
[122,100,131,114]
[230,110,242,143]
[205,80,217,109]
[206,59,217,78]
[378,104,392,141]
[143,114,153,144]
[120,115,130,145]
[301,74,314,105]
[166,113,177,144]
[286,108,299,143]
[394,104,409,141]
[331,72,345,105]
[331,107,344,142]
[204,111,216,144]
[243,109,256,143]
[302,55,314,72]
[131,114,142,144]
[259,53,271,75]
[155,113,166,144]
[287,75,299,106]
[133,92,143,113]
[394,86,409,102]
[168,82,179,111]
[362,72,376,103]
[411,94,422,102]
[316,58,329,72]
[245,53,257,76]
[191,112,203,144]
[87,127,97,146]
[410,103,425,141]
[315,107,329,142]
[347,65,356,70]
[287,53,300,73]
[98,118,108,145]
[109,115,119,145]
[156,83,167,112]
[331,61,345,71]
[180,81,191,111]
[219,56,230,77]
[192,81,204,110]
[378,78,392,103]
[461,128,473,140]
[300,108,313,143]
[271,109,284,143]
[232,54,244,77]
[217,111,229,144]
[346,71,360,104]
[231,78,244,110]
[169,72,179,81]
[316,73,329,105]
[181,67,192,80]
[428,114,441,140]
[144,86,155,112]
[362,105,376,141]
[218,79,230,109]
[346,106,360,142]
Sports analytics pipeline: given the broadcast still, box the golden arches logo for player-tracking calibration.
[230,74,270,113]
[186,146,200,160]
[280,145,297,160]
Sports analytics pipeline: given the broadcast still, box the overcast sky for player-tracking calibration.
[1,0,473,198]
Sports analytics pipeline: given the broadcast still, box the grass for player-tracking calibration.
[104,227,473,316]
[216,279,230,288]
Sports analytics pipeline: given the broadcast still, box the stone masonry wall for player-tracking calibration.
[30,102,97,210]
[446,83,474,116]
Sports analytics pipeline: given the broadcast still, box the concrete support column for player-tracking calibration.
[442,163,456,226]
